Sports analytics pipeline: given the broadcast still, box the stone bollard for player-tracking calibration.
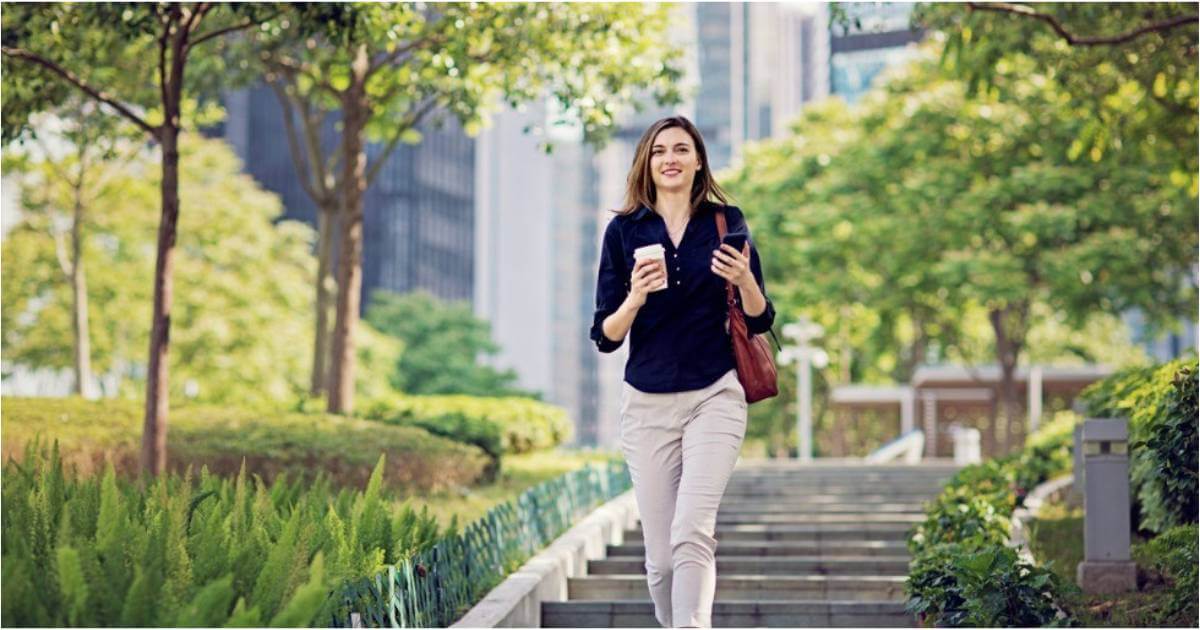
[1071,422,1085,507]
[1077,418,1137,594]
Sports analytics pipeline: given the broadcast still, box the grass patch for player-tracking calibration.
[1027,501,1195,627]
[401,448,623,528]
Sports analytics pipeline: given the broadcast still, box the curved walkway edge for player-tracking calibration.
[451,489,641,628]
[1008,473,1076,564]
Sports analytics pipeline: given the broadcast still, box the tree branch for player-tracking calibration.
[365,95,440,187]
[189,9,278,49]
[269,54,342,99]
[1,47,159,139]
[366,32,447,78]
[298,95,338,196]
[159,12,170,122]
[182,2,210,36]
[268,78,325,204]
[967,3,1198,46]
[50,216,74,279]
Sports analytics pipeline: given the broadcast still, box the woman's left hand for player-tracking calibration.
[711,243,755,289]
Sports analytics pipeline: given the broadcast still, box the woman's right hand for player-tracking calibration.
[627,257,665,309]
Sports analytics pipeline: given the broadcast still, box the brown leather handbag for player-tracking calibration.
[715,209,780,403]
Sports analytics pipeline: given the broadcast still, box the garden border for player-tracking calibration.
[450,488,639,627]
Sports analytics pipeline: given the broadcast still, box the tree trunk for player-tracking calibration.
[141,24,187,476]
[70,182,94,398]
[988,303,1028,456]
[310,205,336,396]
[326,48,370,415]
[142,121,179,476]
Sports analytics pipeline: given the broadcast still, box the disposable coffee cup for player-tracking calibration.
[633,244,668,291]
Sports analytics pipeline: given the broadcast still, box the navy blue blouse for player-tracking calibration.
[589,200,775,393]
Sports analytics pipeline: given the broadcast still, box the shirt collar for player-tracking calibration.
[632,200,715,222]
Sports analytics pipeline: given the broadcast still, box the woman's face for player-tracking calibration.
[648,126,702,196]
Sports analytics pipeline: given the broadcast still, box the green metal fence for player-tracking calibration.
[329,458,632,628]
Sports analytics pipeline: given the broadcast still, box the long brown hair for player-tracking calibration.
[617,115,730,215]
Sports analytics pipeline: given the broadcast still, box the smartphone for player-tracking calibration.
[721,232,748,251]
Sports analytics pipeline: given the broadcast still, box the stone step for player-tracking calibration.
[722,487,944,497]
[731,462,958,470]
[715,502,927,514]
[541,600,917,627]
[727,477,949,484]
[624,523,915,543]
[729,469,951,476]
[607,540,909,558]
[567,575,907,601]
[711,513,925,525]
[727,474,949,481]
[587,556,911,576]
[725,481,947,488]
[719,493,930,505]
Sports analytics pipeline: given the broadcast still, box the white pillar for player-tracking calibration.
[922,393,938,458]
[900,387,915,434]
[779,319,826,463]
[798,352,812,463]
[1029,365,1044,433]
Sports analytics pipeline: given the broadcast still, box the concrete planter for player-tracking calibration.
[451,489,640,628]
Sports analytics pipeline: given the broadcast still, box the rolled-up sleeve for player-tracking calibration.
[731,208,776,336]
[590,219,627,353]
[742,240,776,335]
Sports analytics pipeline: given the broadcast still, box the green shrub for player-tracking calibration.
[1133,523,1199,624]
[1142,363,1197,527]
[393,412,505,483]
[1,442,448,627]
[1080,358,1199,533]
[907,542,1076,627]
[1,397,489,492]
[363,394,573,459]
[995,410,1076,504]
[908,486,1012,554]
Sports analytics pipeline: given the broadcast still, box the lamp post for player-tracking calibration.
[777,318,828,462]
[1077,417,1136,593]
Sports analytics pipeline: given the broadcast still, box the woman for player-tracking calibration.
[589,115,775,628]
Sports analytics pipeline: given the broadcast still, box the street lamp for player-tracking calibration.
[777,318,829,462]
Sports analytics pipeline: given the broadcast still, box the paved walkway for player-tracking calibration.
[542,460,959,627]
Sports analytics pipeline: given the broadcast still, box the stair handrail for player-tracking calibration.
[864,428,925,464]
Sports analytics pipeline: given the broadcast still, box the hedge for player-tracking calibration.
[1078,358,1198,534]
[363,394,574,480]
[2,397,490,493]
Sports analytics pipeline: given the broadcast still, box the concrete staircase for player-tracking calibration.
[542,461,958,627]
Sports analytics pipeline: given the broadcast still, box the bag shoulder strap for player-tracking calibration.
[714,209,737,307]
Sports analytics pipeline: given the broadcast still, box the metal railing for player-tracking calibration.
[865,428,925,463]
[330,458,631,628]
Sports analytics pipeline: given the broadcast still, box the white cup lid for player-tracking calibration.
[634,244,665,258]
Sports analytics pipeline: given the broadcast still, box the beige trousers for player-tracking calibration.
[618,368,747,628]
